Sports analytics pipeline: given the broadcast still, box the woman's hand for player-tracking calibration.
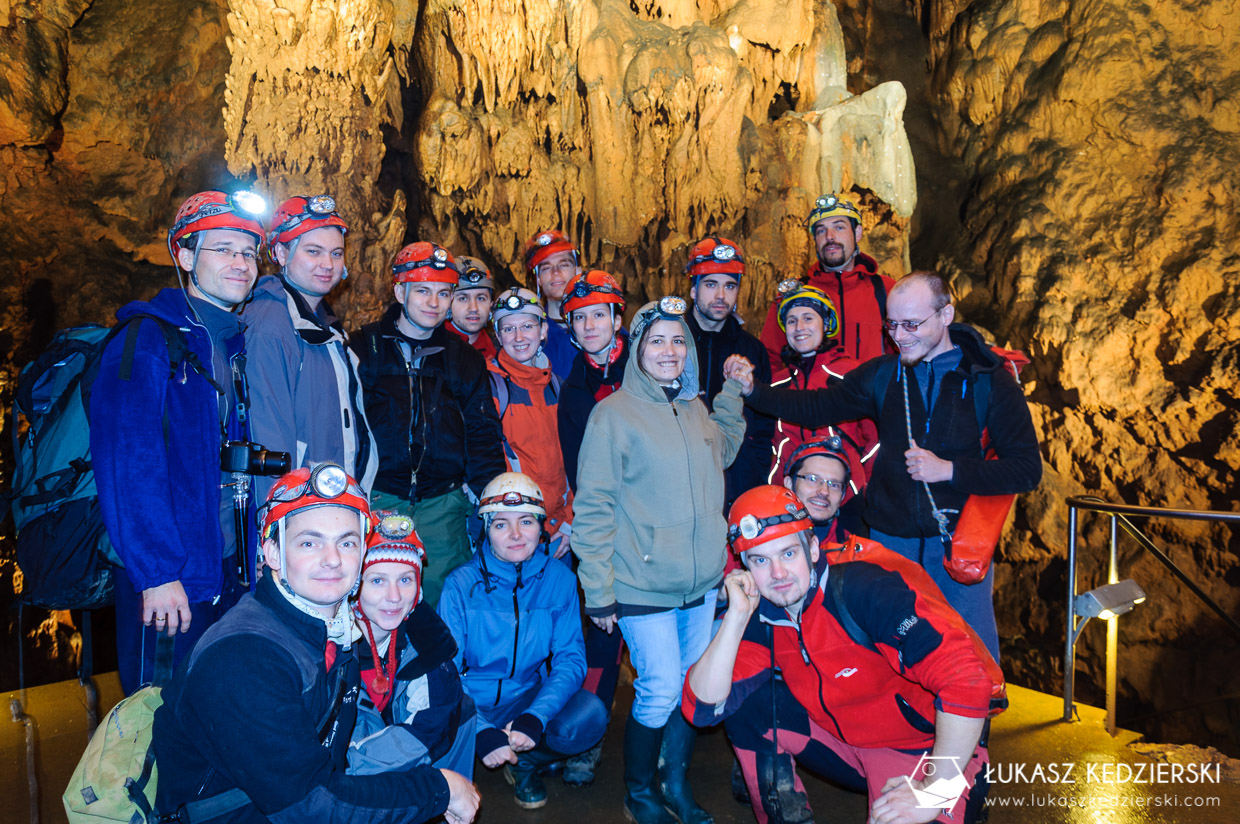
[590,613,618,634]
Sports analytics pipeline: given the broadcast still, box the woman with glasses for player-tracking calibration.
[572,297,746,824]
[486,287,575,558]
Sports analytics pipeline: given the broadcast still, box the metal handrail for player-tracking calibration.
[1063,495,1240,735]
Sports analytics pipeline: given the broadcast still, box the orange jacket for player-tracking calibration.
[487,351,574,533]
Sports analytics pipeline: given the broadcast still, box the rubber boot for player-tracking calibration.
[658,712,713,824]
[624,713,677,824]
[563,741,603,787]
[505,747,561,810]
[753,746,813,824]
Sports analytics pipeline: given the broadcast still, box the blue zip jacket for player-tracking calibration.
[91,289,239,600]
[437,539,586,741]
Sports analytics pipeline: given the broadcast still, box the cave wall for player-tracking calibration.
[909,0,1240,749]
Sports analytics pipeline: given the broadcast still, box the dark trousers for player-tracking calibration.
[114,572,241,695]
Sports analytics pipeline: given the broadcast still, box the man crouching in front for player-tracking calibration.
[153,464,480,824]
[684,485,1003,824]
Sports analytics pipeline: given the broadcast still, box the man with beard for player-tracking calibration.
[685,485,1003,824]
[723,272,1041,662]
[758,194,895,373]
[684,236,775,507]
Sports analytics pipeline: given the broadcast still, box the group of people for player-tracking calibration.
[87,187,1041,824]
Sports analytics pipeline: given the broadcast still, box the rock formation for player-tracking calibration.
[911,0,1240,749]
[413,0,916,314]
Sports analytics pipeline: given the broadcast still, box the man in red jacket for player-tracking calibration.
[685,486,1001,824]
[759,194,895,373]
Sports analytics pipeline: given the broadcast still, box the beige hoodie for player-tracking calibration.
[571,302,746,613]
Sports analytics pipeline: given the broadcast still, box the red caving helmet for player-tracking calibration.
[392,241,458,284]
[168,190,267,253]
[562,269,626,317]
[684,236,745,280]
[522,230,578,276]
[727,485,811,555]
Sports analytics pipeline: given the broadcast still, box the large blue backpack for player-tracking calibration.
[5,315,193,610]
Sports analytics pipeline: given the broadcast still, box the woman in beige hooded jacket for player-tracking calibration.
[572,296,745,824]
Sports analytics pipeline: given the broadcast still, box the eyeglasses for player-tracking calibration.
[793,474,845,492]
[883,310,940,333]
[202,247,258,263]
[498,321,541,336]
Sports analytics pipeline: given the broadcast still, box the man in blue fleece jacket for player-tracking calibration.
[91,190,265,694]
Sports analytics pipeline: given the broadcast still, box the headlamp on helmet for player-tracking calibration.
[804,193,862,233]
[777,285,840,336]
[631,295,688,342]
[392,242,457,284]
[168,189,269,253]
[684,237,745,280]
[727,485,812,555]
[492,287,546,327]
[478,472,547,520]
[562,270,625,318]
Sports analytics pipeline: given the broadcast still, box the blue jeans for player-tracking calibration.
[618,593,717,727]
[869,529,999,663]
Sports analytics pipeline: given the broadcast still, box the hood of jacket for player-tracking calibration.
[622,300,701,403]
[947,323,1004,377]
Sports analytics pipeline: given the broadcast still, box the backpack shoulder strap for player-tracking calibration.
[828,567,878,653]
[109,313,191,381]
[869,273,888,320]
[489,369,510,419]
[871,358,897,417]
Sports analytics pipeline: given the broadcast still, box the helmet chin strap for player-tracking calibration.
[272,512,367,650]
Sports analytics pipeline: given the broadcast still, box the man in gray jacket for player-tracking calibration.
[242,195,378,519]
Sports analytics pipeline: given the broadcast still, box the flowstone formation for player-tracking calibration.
[913,0,1240,750]
[413,0,916,317]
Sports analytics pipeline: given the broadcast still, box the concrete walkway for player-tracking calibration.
[4,676,1235,823]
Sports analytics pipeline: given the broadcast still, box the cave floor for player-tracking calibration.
[4,674,1236,823]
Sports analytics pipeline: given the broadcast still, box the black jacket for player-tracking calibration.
[352,306,505,501]
[557,340,630,493]
[686,311,777,506]
[746,323,1042,538]
[153,575,450,823]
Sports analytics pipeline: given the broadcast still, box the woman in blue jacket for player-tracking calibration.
[438,473,607,810]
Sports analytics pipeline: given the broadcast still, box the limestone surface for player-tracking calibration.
[913,0,1240,750]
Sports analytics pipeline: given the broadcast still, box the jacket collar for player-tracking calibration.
[476,539,553,592]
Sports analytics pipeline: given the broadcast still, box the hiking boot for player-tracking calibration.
[563,742,603,787]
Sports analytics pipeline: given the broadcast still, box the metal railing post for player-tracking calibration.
[1106,515,1119,736]
[1064,504,1079,722]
